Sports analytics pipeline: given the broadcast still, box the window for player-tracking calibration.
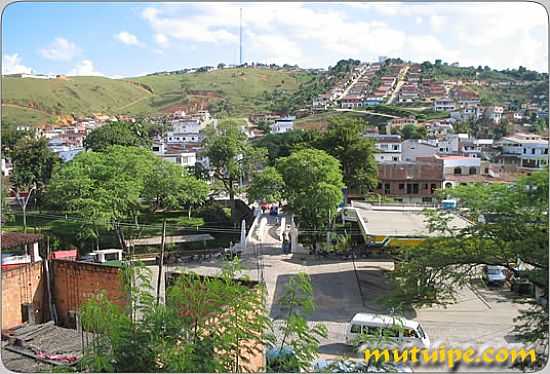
[393,145,399,151]
[430,184,437,193]
[545,149,548,155]
[469,167,477,175]
[413,184,419,194]
[398,184,404,190]
[381,327,400,338]
[152,146,160,152]
[351,324,361,333]
[423,184,428,190]
[377,182,382,190]
[393,157,399,161]
[523,148,527,154]
[403,328,419,338]
[384,183,391,194]
[454,167,462,175]
[484,168,489,174]
[532,148,536,154]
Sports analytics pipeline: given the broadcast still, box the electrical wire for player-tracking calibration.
[10,211,365,235]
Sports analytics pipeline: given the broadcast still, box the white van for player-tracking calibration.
[345,313,430,348]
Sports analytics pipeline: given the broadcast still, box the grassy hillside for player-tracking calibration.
[126,68,311,114]
[2,76,150,124]
[2,68,312,125]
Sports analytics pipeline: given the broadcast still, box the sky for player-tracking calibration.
[2,2,548,78]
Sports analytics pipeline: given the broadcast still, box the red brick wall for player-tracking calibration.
[51,260,127,326]
[2,262,46,330]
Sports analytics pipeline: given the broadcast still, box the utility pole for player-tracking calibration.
[239,8,243,65]
[156,219,166,305]
[15,186,36,233]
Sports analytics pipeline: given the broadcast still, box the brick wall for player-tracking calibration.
[2,262,46,330]
[51,260,127,326]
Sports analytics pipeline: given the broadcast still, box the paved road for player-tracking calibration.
[338,68,367,100]
[386,65,410,105]
[333,108,398,119]
[151,211,529,372]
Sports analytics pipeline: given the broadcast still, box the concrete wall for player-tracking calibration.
[2,262,46,330]
[51,260,127,326]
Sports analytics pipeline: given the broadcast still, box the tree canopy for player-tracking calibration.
[247,166,285,204]
[202,119,267,222]
[84,121,152,151]
[10,135,60,204]
[46,146,207,248]
[277,149,344,245]
[318,118,378,193]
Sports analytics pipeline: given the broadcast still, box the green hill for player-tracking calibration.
[2,68,313,125]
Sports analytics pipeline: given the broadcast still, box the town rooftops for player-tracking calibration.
[502,133,545,144]
[1,233,42,249]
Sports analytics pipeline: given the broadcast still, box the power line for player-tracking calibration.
[10,212,364,235]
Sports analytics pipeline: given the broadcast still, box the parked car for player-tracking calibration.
[482,265,507,286]
[509,269,534,295]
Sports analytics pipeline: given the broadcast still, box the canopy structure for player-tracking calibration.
[125,234,214,247]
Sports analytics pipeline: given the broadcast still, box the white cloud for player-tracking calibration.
[115,31,144,47]
[138,2,548,72]
[68,60,103,76]
[154,33,169,48]
[2,54,33,74]
[142,6,238,44]
[40,37,80,61]
[429,15,446,32]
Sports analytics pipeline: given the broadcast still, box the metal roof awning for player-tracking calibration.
[125,234,215,247]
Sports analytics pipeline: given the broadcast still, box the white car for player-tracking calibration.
[345,313,430,349]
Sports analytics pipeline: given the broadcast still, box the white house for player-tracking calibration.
[433,97,455,112]
[366,134,402,162]
[485,106,504,124]
[499,133,549,170]
[271,116,295,134]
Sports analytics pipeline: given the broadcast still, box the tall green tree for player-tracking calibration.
[203,119,267,222]
[46,146,155,249]
[400,124,427,140]
[10,135,60,207]
[277,149,344,251]
[247,166,285,204]
[84,121,152,152]
[318,118,378,194]
[142,160,208,215]
[253,130,320,165]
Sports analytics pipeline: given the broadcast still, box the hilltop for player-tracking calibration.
[1,68,313,125]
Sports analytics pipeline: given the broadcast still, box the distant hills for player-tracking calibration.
[1,68,312,125]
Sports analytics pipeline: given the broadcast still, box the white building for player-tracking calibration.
[152,143,198,168]
[271,116,295,134]
[499,133,549,170]
[485,106,504,124]
[366,134,402,162]
[437,155,481,188]
[433,97,455,112]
